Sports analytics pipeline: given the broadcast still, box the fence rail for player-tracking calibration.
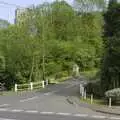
[15,80,48,92]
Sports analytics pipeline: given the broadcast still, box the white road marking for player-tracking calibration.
[0,118,16,120]
[0,108,8,111]
[40,112,54,115]
[56,113,72,116]
[44,92,52,96]
[74,114,88,117]
[25,110,38,113]
[91,115,106,119]
[11,109,24,112]
[44,90,59,96]
[0,104,10,107]
[0,108,119,120]
[110,117,120,120]
[20,96,38,102]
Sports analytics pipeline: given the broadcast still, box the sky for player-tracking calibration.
[0,0,73,24]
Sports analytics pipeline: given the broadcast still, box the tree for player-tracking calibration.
[101,0,120,92]
[0,1,104,89]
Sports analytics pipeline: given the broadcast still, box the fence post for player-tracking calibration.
[42,81,45,88]
[84,89,87,100]
[30,82,33,90]
[15,84,17,92]
[91,94,93,104]
[109,97,111,108]
[46,79,48,86]
[80,84,82,94]
[81,86,84,98]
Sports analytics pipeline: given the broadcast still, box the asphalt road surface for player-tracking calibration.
[0,78,119,120]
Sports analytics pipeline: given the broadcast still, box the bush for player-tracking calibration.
[85,81,104,98]
[105,88,120,103]
[0,71,16,90]
[55,71,68,79]
[105,88,120,98]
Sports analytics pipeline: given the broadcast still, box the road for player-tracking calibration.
[0,78,119,120]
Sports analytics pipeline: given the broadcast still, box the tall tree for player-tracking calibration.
[101,0,120,92]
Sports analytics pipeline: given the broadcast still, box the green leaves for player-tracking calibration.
[0,1,104,89]
[101,1,120,92]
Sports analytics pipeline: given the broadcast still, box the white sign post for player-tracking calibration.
[109,97,111,108]
[15,84,18,92]
[42,81,45,88]
[91,94,93,104]
[30,82,33,90]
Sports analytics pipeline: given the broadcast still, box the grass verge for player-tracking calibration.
[80,69,99,80]
[80,97,106,106]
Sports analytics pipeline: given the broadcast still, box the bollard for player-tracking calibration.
[84,89,87,100]
[15,84,17,92]
[80,84,82,94]
[46,79,48,86]
[42,81,45,88]
[81,86,84,98]
[109,97,111,108]
[91,94,93,104]
[82,91,84,98]
[30,82,33,90]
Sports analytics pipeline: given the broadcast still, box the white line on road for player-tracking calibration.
[0,108,8,111]
[0,118,17,120]
[44,92,53,96]
[40,112,55,115]
[74,114,88,117]
[25,110,39,113]
[20,96,38,102]
[110,117,120,120]
[91,115,106,119]
[11,109,24,112]
[56,113,72,116]
[0,104,10,107]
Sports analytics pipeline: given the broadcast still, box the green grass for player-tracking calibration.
[80,68,99,80]
[80,97,106,106]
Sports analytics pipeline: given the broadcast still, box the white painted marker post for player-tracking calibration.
[15,84,17,92]
[42,81,45,88]
[91,94,93,104]
[84,89,87,100]
[46,79,48,86]
[109,97,111,108]
[30,82,33,90]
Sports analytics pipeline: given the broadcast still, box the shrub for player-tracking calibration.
[105,88,120,103]
[55,71,68,79]
[105,88,120,98]
[85,81,104,98]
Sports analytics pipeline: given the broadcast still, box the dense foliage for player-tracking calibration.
[101,0,120,93]
[0,1,104,89]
